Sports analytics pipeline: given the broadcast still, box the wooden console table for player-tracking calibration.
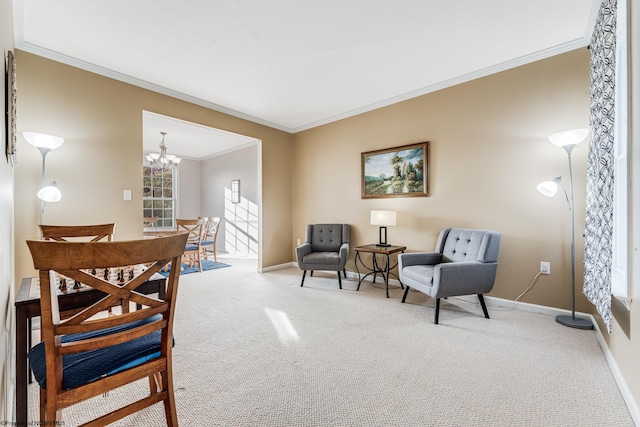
[354,244,406,298]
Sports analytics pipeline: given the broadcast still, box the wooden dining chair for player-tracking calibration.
[39,223,116,242]
[176,218,207,272]
[143,217,158,228]
[39,223,118,314]
[200,217,222,263]
[26,233,188,426]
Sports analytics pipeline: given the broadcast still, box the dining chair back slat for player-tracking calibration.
[39,223,115,242]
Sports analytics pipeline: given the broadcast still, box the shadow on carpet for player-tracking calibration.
[159,259,231,276]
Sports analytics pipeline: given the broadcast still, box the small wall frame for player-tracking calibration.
[231,179,241,203]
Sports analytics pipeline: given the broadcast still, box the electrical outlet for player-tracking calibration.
[540,261,550,275]
[296,239,301,246]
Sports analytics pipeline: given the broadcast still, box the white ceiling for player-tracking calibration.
[14,0,598,157]
[142,111,258,160]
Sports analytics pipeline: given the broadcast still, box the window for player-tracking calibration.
[143,166,176,228]
[611,0,629,303]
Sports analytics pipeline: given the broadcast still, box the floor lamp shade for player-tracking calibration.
[23,132,65,150]
[548,129,589,147]
[37,182,61,203]
[371,210,396,247]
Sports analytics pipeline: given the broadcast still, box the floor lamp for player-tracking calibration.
[537,128,593,330]
[24,132,65,225]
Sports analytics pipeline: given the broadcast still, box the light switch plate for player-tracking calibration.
[123,189,132,201]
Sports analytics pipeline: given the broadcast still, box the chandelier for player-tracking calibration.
[146,131,181,169]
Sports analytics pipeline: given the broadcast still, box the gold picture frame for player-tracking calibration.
[361,142,429,199]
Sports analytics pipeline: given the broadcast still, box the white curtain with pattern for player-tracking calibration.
[584,0,617,333]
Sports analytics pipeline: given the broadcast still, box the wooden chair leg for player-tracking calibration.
[161,369,178,427]
[337,271,342,289]
[478,294,490,319]
[434,298,440,325]
[43,387,60,423]
[40,388,46,423]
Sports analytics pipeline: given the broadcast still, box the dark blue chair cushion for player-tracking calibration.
[28,314,172,390]
[185,243,199,251]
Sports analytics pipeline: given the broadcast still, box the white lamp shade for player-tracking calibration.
[370,210,397,226]
[37,183,62,203]
[537,181,558,197]
[23,132,65,150]
[548,129,588,147]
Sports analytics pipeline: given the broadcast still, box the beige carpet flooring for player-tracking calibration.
[22,257,635,426]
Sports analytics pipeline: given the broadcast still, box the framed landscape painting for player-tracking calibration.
[361,142,429,199]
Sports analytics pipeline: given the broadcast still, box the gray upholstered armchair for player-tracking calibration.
[398,228,501,324]
[296,224,350,289]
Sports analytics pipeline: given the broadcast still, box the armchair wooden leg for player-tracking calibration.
[401,286,410,303]
[478,294,490,319]
[300,270,307,287]
[343,269,347,278]
[337,272,342,289]
[434,298,440,325]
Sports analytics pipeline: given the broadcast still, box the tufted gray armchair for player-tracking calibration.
[296,224,350,289]
[398,228,501,324]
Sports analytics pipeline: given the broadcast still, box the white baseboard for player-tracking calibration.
[258,262,297,273]
[592,319,640,426]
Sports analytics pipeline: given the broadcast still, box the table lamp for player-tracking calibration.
[370,210,396,247]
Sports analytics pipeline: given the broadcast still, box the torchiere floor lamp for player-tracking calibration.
[537,128,593,330]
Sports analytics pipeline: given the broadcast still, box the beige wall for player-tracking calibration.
[0,0,14,420]
[176,158,202,219]
[293,48,591,312]
[14,51,294,283]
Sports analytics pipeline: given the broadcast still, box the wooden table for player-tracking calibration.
[354,244,406,298]
[14,273,166,425]
[143,230,179,238]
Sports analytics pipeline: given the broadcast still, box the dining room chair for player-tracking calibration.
[26,233,188,426]
[143,217,158,228]
[39,223,118,314]
[39,223,115,242]
[200,217,222,262]
[176,218,207,272]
